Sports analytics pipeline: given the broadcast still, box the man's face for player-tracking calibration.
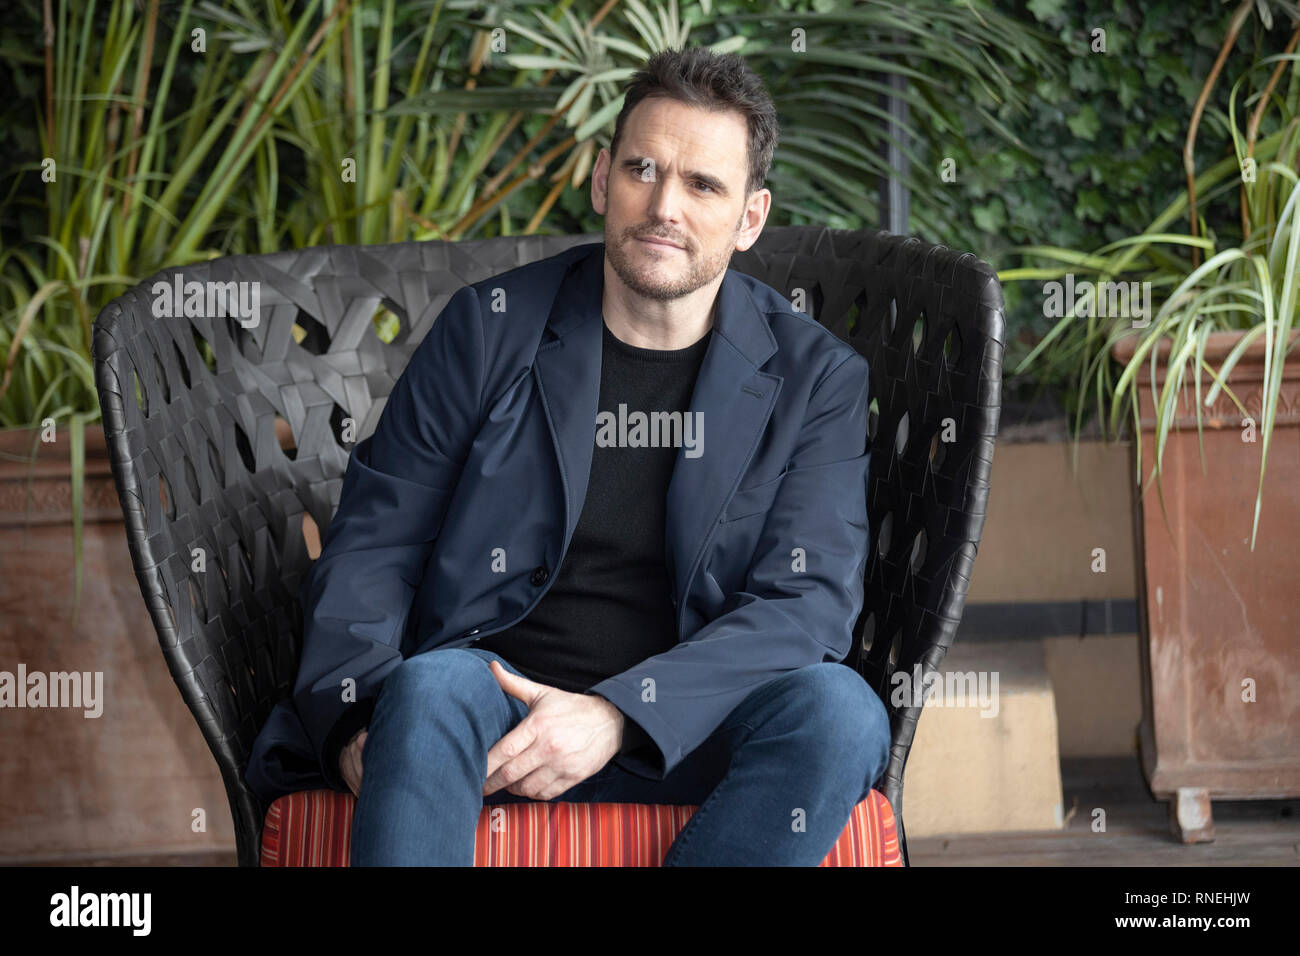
[592,97,771,302]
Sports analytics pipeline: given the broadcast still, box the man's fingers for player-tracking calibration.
[489,660,542,707]
[507,765,564,801]
[343,731,367,798]
[483,733,551,796]
[483,744,546,796]
[484,717,540,786]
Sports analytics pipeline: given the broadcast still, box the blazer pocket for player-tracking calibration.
[724,468,789,523]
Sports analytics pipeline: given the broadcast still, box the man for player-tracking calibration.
[245,46,890,866]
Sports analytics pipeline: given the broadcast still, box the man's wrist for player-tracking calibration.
[584,691,627,750]
[604,698,627,742]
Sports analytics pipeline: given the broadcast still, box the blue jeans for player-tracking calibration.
[350,647,891,866]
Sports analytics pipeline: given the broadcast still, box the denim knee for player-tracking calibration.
[375,647,493,719]
[786,663,891,788]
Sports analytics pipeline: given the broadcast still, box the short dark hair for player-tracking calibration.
[609,46,779,199]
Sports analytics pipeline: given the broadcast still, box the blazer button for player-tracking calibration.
[530,565,550,586]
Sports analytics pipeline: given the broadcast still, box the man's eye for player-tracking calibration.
[693,181,714,193]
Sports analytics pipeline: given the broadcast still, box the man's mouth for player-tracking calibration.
[636,236,685,250]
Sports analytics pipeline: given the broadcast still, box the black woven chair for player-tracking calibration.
[92,226,1004,866]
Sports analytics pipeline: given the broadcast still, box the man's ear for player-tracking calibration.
[591,147,610,216]
[735,187,772,253]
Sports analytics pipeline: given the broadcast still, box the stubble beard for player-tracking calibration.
[605,221,740,302]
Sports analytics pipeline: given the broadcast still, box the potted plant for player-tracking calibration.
[1008,11,1300,843]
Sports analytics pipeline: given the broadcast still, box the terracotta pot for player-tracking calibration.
[1110,329,1300,843]
[0,424,235,861]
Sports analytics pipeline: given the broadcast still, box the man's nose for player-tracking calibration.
[645,175,685,224]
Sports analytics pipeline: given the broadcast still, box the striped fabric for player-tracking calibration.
[260,788,902,866]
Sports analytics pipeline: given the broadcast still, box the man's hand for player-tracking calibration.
[482,660,624,801]
[340,728,368,798]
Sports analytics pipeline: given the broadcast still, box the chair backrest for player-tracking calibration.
[92,226,1003,865]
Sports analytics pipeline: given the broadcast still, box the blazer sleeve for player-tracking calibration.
[291,285,486,792]
[586,351,872,780]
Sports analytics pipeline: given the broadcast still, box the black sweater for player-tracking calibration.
[475,318,712,761]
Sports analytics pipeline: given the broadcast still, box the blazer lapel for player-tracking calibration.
[533,246,605,549]
[533,242,782,625]
[663,261,780,619]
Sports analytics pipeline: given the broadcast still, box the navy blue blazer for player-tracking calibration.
[245,240,872,804]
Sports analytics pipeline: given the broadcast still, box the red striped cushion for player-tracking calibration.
[260,788,901,866]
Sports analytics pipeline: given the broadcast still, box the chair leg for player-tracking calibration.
[229,785,267,867]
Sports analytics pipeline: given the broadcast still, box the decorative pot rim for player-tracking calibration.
[1111,327,1300,376]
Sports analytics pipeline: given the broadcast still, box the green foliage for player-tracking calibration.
[1005,37,1300,549]
[0,0,1055,433]
[927,0,1297,395]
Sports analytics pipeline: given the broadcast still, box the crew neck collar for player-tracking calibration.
[602,319,712,361]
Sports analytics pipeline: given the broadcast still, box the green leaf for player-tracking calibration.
[972,199,1007,233]
[1075,188,1107,222]
[1068,57,1101,93]
[1026,0,1067,23]
[1067,104,1101,141]
[1151,114,1179,143]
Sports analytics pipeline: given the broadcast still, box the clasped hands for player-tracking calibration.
[339,660,626,801]
[481,660,625,800]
